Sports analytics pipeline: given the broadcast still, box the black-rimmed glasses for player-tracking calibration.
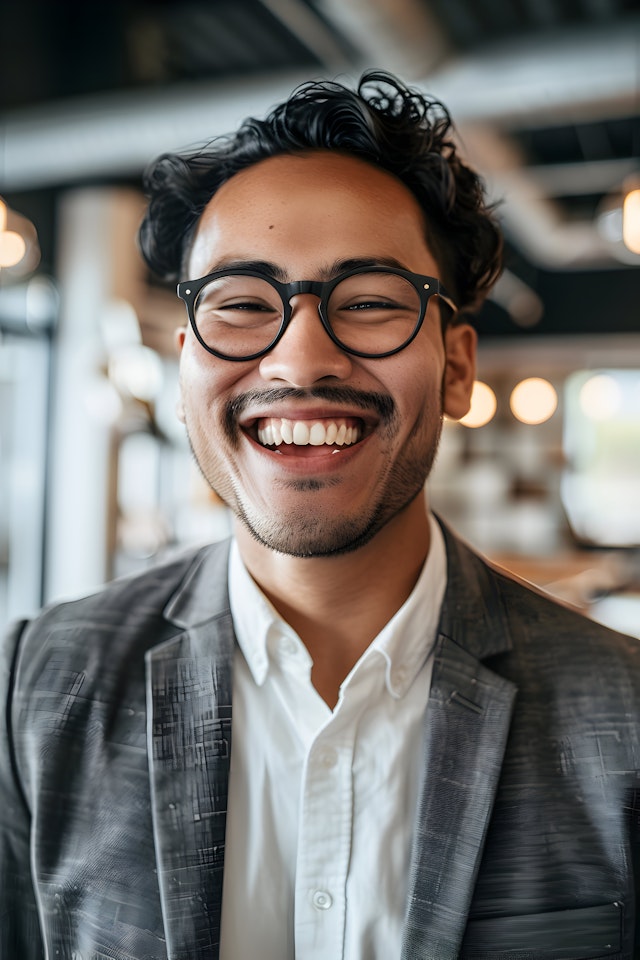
[176,266,457,362]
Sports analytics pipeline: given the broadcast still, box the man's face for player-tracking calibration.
[177,152,475,557]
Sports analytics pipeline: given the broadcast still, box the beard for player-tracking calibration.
[233,419,442,557]
[185,383,444,558]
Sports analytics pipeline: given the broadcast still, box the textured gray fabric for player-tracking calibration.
[1,524,640,959]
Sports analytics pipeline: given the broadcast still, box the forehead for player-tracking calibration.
[187,151,440,280]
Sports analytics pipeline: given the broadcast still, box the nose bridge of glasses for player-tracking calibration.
[283,280,327,332]
[284,278,325,303]
[277,280,341,359]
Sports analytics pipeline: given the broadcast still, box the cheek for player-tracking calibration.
[381,352,445,422]
[178,341,249,420]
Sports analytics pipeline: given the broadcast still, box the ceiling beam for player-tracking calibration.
[425,22,640,127]
[517,158,639,197]
[1,21,638,192]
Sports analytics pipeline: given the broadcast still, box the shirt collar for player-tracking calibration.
[228,542,276,685]
[228,513,447,698]
[362,514,446,697]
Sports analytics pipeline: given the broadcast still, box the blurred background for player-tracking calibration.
[1,0,639,636]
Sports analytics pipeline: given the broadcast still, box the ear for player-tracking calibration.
[175,327,187,423]
[175,326,187,352]
[442,322,477,420]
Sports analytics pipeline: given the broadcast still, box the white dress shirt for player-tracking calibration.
[220,515,447,959]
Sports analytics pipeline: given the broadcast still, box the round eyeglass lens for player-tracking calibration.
[326,272,422,355]
[193,275,284,358]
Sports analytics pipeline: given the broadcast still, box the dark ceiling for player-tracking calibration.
[430,0,638,46]
[2,0,637,109]
[0,1,330,109]
[1,0,639,342]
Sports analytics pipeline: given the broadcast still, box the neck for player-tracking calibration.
[235,496,432,706]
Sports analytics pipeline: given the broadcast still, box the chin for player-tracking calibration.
[236,495,413,558]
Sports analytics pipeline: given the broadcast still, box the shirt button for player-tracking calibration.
[312,890,333,910]
[278,636,297,657]
[318,747,338,768]
[392,666,408,688]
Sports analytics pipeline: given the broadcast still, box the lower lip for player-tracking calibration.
[243,431,371,474]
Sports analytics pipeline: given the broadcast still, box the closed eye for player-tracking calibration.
[333,298,416,318]
[213,300,278,312]
[344,299,398,311]
[196,298,282,331]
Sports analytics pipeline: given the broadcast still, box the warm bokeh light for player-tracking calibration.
[510,377,557,425]
[579,373,623,421]
[0,198,40,274]
[0,230,27,267]
[459,380,497,428]
[623,189,640,255]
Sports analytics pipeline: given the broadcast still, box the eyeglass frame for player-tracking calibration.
[176,265,458,362]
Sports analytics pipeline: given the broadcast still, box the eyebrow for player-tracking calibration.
[202,258,288,281]
[327,256,410,275]
[197,255,413,282]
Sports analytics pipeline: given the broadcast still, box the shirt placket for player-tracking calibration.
[294,727,353,959]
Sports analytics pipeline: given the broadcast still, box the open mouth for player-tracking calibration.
[252,416,365,450]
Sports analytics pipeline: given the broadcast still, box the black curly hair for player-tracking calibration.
[139,70,502,316]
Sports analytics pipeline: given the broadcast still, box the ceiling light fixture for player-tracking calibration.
[510,377,558,425]
[459,380,497,428]
[0,196,29,269]
[622,187,640,254]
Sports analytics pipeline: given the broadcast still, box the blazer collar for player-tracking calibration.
[161,523,513,659]
[163,539,232,630]
[438,517,514,661]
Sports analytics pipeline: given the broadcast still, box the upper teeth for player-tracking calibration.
[257,418,361,447]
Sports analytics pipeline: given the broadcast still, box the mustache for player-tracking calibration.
[225,386,396,436]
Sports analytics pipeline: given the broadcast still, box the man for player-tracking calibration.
[1,70,639,960]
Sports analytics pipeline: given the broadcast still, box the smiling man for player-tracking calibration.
[2,72,640,960]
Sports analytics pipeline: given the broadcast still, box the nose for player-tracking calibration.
[258,294,353,388]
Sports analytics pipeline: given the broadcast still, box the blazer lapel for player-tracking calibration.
[402,636,516,959]
[402,523,518,959]
[146,542,235,960]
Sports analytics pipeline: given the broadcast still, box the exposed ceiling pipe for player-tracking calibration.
[0,72,312,191]
[425,23,640,126]
[257,0,353,71]
[457,122,617,268]
[314,0,452,78]
[519,158,639,196]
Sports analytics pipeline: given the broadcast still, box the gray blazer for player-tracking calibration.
[2,523,640,960]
